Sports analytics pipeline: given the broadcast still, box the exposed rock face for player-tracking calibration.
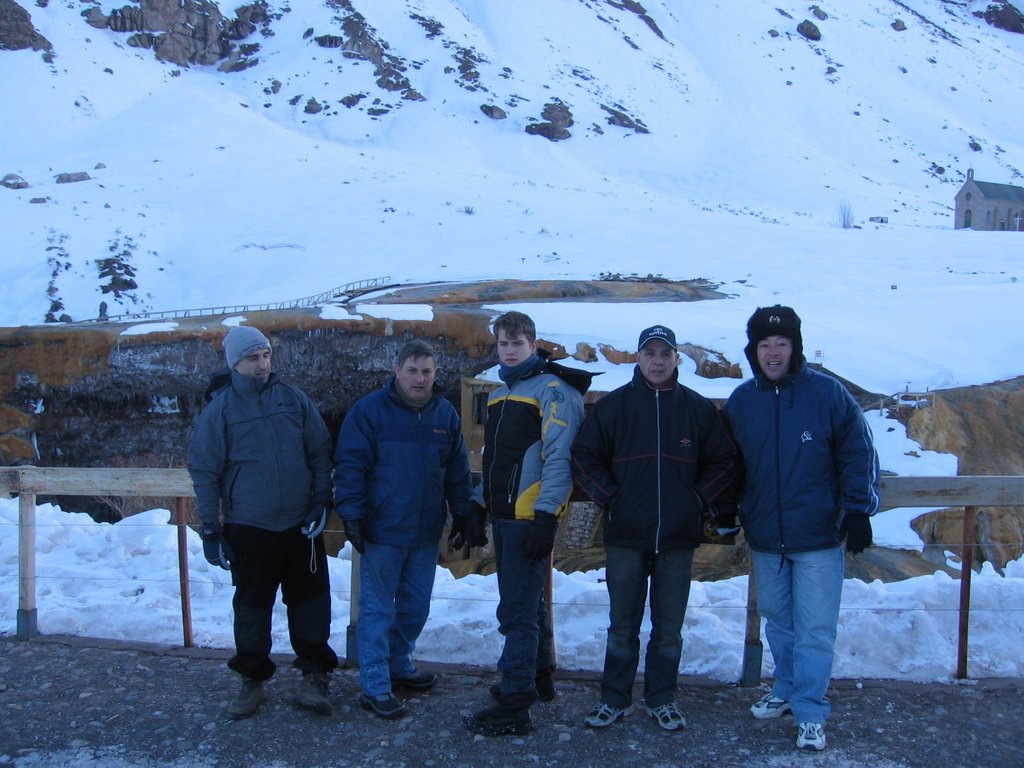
[1,173,28,189]
[82,0,270,68]
[977,1,1024,33]
[525,100,574,141]
[906,377,1024,569]
[797,20,822,41]
[0,0,52,52]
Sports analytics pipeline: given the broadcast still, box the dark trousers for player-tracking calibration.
[492,519,554,695]
[223,523,338,680]
[600,546,694,709]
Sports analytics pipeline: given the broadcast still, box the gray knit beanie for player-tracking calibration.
[223,326,271,370]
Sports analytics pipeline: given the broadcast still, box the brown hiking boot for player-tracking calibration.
[227,678,266,720]
[295,671,331,715]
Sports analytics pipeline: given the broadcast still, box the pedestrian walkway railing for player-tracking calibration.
[75,276,393,323]
[2,467,1023,681]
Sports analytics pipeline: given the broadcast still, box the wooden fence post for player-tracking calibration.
[956,505,977,679]
[740,550,763,687]
[17,491,38,640]
[175,497,194,648]
[346,550,360,666]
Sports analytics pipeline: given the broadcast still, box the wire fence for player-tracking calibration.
[4,468,1024,682]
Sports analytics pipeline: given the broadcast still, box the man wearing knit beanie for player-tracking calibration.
[188,324,338,720]
[724,305,880,753]
[223,325,272,372]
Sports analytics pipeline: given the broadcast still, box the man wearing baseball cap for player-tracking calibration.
[573,324,738,731]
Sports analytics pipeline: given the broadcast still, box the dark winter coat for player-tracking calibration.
[187,370,333,531]
[572,367,739,552]
[333,379,471,547]
[481,357,585,521]
[723,363,881,554]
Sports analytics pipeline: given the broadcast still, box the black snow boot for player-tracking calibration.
[489,668,556,703]
[463,691,536,737]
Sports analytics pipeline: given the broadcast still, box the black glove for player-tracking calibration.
[199,524,234,570]
[466,501,489,548]
[301,506,329,539]
[448,514,469,550]
[343,518,365,554]
[523,512,558,560]
[841,513,873,554]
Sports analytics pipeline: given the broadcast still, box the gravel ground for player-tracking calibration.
[1,635,1020,768]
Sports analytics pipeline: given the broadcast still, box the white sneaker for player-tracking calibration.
[646,702,686,731]
[750,693,792,719]
[796,721,826,751]
[584,702,633,728]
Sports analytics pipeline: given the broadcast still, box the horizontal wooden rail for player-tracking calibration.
[0,467,194,497]
[4,467,1023,680]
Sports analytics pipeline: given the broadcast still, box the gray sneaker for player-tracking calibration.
[750,693,792,719]
[227,678,267,720]
[295,672,331,715]
[796,721,826,751]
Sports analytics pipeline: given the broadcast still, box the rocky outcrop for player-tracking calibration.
[797,20,822,41]
[82,0,270,68]
[906,377,1024,569]
[977,1,1024,33]
[525,100,574,141]
[0,0,52,53]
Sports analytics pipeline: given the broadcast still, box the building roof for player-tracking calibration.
[972,180,1024,202]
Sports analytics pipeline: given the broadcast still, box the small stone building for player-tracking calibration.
[954,169,1024,231]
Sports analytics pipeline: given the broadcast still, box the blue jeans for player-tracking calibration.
[751,546,845,724]
[492,519,554,696]
[601,546,694,709]
[357,541,438,696]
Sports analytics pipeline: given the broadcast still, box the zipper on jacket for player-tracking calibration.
[486,385,512,512]
[772,384,786,552]
[654,389,663,554]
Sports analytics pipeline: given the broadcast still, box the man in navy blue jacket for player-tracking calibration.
[724,305,880,753]
[334,340,471,719]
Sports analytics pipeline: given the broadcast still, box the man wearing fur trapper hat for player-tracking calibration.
[188,325,338,720]
[724,305,880,753]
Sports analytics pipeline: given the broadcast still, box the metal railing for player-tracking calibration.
[3,467,1023,681]
[76,276,393,323]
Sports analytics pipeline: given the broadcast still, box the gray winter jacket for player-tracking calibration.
[188,370,333,531]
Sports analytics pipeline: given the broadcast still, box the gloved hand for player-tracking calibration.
[448,513,469,550]
[841,513,873,554]
[343,518,366,554]
[711,508,741,537]
[466,501,489,548]
[301,506,329,539]
[523,512,558,560]
[199,524,235,570]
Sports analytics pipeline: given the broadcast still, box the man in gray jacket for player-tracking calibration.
[188,325,338,719]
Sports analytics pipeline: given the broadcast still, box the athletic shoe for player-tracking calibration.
[227,678,266,720]
[796,722,826,751]
[584,702,634,728]
[359,692,406,719]
[750,693,792,719]
[646,702,686,731]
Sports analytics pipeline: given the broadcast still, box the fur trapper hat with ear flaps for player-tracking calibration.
[744,305,804,376]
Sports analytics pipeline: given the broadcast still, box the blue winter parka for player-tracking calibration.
[723,363,881,554]
[187,370,333,531]
[333,379,472,547]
